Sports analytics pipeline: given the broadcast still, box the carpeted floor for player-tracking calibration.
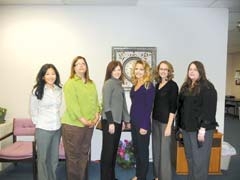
[0,114,239,180]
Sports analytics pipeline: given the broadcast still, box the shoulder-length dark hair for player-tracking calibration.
[69,56,92,83]
[180,61,210,95]
[32,64,62,100]
[104,61,124,82]
[155,60,174,83]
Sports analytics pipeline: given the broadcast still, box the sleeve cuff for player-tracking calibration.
[105,111,114,123]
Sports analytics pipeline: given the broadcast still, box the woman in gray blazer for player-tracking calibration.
[100,61,130,180]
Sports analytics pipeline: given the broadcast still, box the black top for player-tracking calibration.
[152,80,178,123]
[176,82,218,132]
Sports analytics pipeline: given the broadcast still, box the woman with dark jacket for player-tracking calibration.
[176,61,218,180]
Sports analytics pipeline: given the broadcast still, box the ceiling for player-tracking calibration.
[0,0,239,53]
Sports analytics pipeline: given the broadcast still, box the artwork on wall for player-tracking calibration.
[234,70,240,85]
[112,46,157,90]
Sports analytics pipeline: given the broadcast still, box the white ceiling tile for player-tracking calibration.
[0,0,62,5]
[138,0,218,7]
[0,0,138,5]
[63,0,137,5]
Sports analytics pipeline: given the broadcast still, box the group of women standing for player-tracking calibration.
[30,55,218,180]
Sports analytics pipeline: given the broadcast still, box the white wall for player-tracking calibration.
[0,6,228,160]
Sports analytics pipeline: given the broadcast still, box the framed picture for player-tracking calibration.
[112,46,157,90]
[235,70,240,85]
[235,79,240,85]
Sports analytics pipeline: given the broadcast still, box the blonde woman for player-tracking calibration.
[130,60,155,180]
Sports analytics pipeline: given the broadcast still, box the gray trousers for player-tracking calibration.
[182,129,214,180]
[35,128,61,180]
[152,120,172,180]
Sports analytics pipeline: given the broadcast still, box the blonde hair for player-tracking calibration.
[131,60,152,89]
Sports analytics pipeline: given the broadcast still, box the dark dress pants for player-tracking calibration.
[100,120,122,180]
[131,124,150,180]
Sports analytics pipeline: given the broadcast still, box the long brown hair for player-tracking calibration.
[104,61,124,82]
[69,56,92,83]
[180,61,209,95]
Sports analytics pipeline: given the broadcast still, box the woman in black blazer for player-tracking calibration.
[176,61,218,180]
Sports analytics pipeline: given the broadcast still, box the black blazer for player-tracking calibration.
[176,82,218,132]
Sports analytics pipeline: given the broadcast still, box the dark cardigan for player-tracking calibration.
[176,82,218,132]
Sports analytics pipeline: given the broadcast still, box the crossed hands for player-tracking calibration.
[79,113,100,128]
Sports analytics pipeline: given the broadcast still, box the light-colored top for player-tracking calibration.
[61,75,100,127]
[30,85,62,131]
[102,77,130,124]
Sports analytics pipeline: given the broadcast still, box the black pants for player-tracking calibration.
[100,120,122,180]
[131,124,150,180]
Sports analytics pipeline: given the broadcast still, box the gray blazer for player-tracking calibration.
[101,78,130,124]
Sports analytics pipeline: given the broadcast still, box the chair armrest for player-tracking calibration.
[0,132,13,141]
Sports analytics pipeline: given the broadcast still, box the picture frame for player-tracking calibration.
[112,46,157,90]
[235,70,240,85]
[235,79,240,85]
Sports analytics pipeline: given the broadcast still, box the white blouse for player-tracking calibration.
[30,85,62,131]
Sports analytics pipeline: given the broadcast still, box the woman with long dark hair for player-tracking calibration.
[176,61,218,180]
[30,63,62,180]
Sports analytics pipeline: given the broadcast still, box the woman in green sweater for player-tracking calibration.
[62,56,100,180]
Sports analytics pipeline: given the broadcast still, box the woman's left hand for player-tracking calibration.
[89,120,97,128]
[198,127,206,142]
[109,124,115,134]
[164,125,172,136]
[122,122,126,130]
[198,133,205,142]
[89,113,100,128]
[139,128,147,135]
[79,117,92,127]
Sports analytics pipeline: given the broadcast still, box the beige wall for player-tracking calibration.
[226,53,240,98]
